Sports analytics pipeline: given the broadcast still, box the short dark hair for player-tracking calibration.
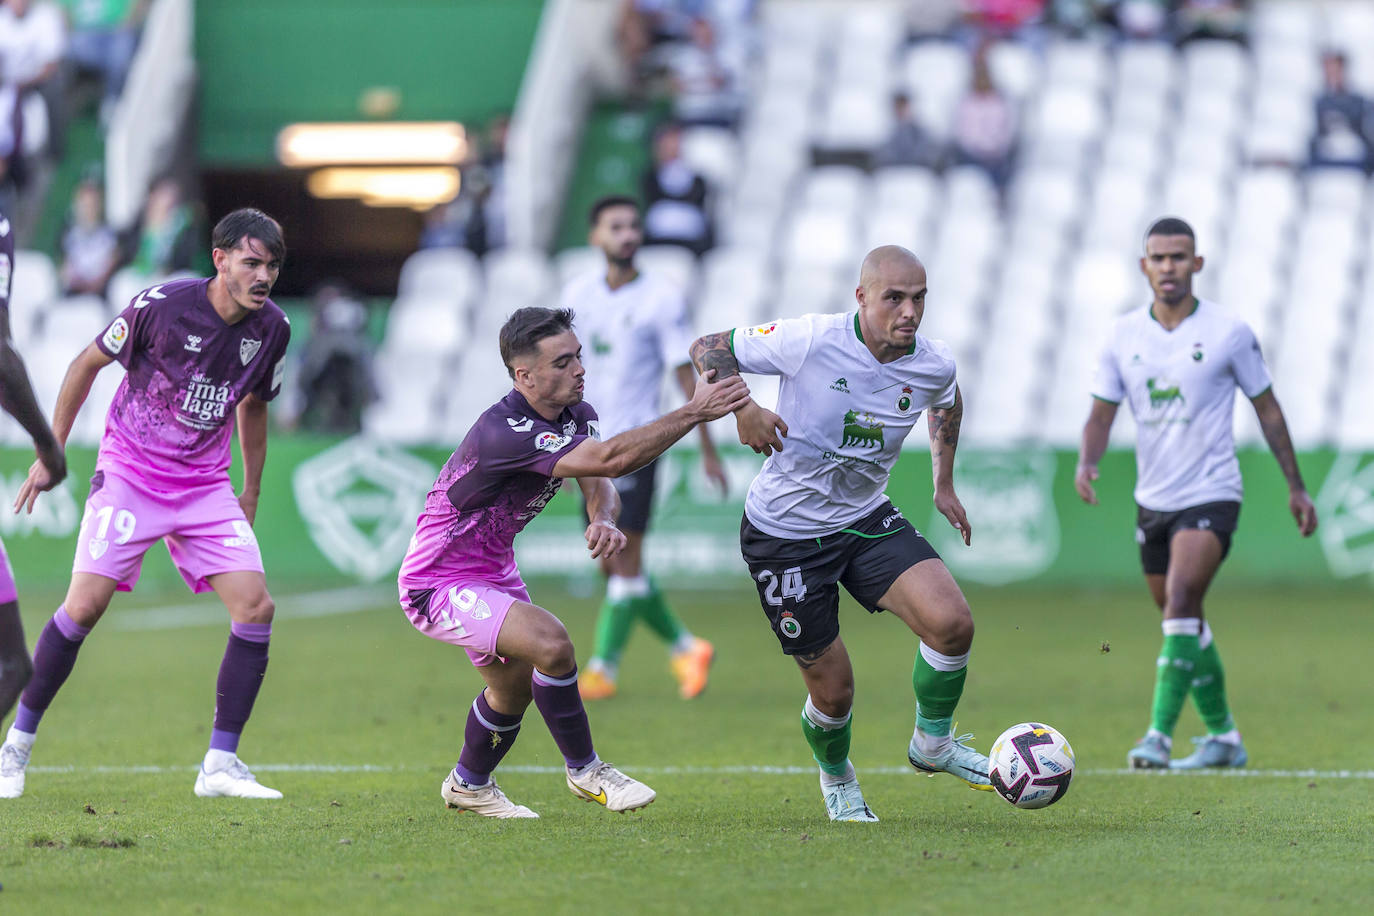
[499,307,576,378]
[589,194,640,227]
[212,208,286,261]
[1145,216,1195,248]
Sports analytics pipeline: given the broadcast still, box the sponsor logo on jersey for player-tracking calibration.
[271,356,286,391]
[897,385,913,412]
[507,416,534,433]
[240,338,262,366]
[132,285,166,309]
[829,377,850,393]
[745,322,778,337]
[221,520,258,548]
[177,371,233,428]
[591,332,612,356]
[184,334,203,352]
[536,432,572,453]
[841,409,884,449]
[1146,377,1186,408]
[102,317,130,354]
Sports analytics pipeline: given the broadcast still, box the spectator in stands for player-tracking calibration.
[57,170,118,295]
[1106,0,1171,40]
[873,91,945,170]
[59,0,146,127]
[123,174,195,277]
[476,113,508,252]
[1309,50,1372,175]
[641,119,711,255]
[950,45,1018,194]
[416,116,507,256]
[0,0,66,158]
[0,76,22,216]
[957,0,1046,47]
[417,197,469,251]
[1173,0,1248,45]
[295,280,376,435]
[665,16,743,128]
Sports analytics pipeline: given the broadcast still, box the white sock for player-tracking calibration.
[203,748,237,772]
[803,696,850,731]
[569,755,602,778]
[587,657,618,680]
[1144,728,1172,749]
[6,725,36,749]
[671,633,697,655]
[452,768,488,789]
[912,728,952,759]
[1213,729,1242,745]
[606,575,650,603]
[819,760,856,787]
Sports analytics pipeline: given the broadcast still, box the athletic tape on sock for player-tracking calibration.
[1162,618,1202,637]
[803,695,851,731]
[1199,621,1214,650]
[606,575,651,603]
[918,641,969,672]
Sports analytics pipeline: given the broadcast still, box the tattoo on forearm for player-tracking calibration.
[690,332,740,380]
[928,387,963,464]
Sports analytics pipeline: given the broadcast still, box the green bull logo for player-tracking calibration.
[1147,378,1185,408]
[842,409,884,449]
[592,333,612,356]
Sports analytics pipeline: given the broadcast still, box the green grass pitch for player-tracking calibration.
[1,580,1371,914]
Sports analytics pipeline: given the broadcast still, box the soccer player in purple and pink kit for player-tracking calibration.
[400,306,749,818]
[1,208,291,800]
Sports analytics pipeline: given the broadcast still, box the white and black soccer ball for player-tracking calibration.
[988,722,1075,810]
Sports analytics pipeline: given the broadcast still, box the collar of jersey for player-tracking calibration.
[1148,297,1200,330]
[853,312,915,356]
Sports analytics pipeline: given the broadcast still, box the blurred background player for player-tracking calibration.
[559,195,723,701]
[1075,216,1318,770]
[0,203,65,732]
[1,208,291,800]
[397,306,748,818]
[691,246,990,822]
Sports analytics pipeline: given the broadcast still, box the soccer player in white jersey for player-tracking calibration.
[1076,217,1318,770]
[557,196,725,701]
[691,245,992,822]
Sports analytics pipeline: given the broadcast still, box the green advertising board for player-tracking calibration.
[1,439,1369,598]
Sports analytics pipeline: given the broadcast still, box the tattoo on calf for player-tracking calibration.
[794,642,833,669]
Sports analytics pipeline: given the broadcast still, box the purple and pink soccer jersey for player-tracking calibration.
[0,210,16,604]
[77,278,290,592]
[399,389,598,665]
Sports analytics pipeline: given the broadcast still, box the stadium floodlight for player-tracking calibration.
[276,122,467,167]
[306,166,461,209]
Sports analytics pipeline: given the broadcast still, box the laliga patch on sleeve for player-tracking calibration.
[271,356,286,391]
[744,322,778,338]
[535,431,572,453]
[0,252,11,296]
[102,317,130,354]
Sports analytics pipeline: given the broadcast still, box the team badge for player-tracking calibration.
[102,317,130,354]
[897,385,913,412]
[1191,342,1205,362]
[240,338,262,366]
[88,538,108,560]
[779,612,802,639]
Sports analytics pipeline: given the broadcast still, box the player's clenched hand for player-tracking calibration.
[688,369,752,421]
[238,490,260,526]
[1073,463,1099,505]
[934,488,972,546]
[13,457,61,515]
[585,520,626,559]
[1290,489,1318,537]
[734,400,788,456]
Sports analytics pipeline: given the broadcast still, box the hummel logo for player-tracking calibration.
[572,784,608,805]
[507,416,533,433]
[133,285,167,309]
[184,334,203,352]
[829,377,850,393]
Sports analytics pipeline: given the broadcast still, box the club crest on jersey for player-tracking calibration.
[507,416,533,433]
[102,317,130,354]
[240,338,262,366]
[841,409,885,449]
[897,385,913,412]
[745,322,778,337]
[779,612,802,639]
[536,432,571,453]
[1191,342,1206,362]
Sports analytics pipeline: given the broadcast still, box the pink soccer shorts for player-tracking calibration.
[400,569,531,667]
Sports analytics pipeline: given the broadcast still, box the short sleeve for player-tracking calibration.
[253,318,293,402]
[926,338,958,409]
[731,315,815,377]
[1229,321,1272,399]
[655,286,695,368]
[481,416,593,479]
[95,295,154,367]
[1089,333,1125,404]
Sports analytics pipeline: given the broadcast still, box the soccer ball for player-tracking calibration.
[987,722,1075,810]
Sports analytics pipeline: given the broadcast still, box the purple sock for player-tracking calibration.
[454,690,523,786]
[209,622,271,753]
[14,608,90,734]
[531,666,596,770]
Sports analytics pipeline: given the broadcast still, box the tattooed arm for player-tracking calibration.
[927,385,971,546]
[690,330,789,456]
[1251,388,1317,536]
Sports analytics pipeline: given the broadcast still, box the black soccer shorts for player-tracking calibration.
[579,460,658,534]
[739,500,941,656]
[1135,500,1241,575]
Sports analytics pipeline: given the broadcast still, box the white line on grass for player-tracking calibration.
[108,586,395,632]
[28,764,1374,779]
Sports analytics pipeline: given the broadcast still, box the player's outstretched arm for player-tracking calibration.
[689,331,788,456]
[1074,397,1118,506]
[928,385,971,546]
[675,361,728,495]
[0,312,65,504]
[236,393,269,526]
[553,370,750,480]
[1250,388,1317,536]
[576,476,626,559]
[13,342,110,514]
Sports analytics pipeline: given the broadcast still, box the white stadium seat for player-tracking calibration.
[397,247,481,305]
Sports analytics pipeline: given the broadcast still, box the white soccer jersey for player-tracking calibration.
[1092,298,1272,512]
[559,269,695,439]
[733,312,958,538]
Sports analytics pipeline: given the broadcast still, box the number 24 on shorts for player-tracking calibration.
[756,566,807,605]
